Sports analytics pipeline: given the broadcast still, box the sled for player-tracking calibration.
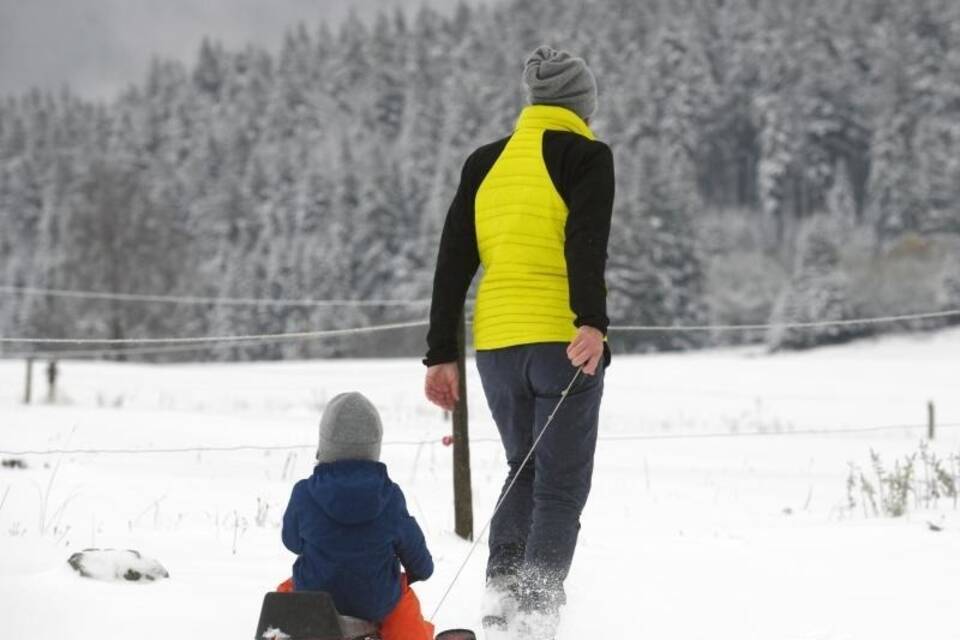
[254,591,475,640]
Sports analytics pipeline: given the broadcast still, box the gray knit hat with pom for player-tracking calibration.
[316,392,383,464]
[523,45,598,121]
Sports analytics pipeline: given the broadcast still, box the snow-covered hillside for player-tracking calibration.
[1,329,959,639]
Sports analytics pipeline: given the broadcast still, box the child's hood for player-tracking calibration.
[305,460,394,525]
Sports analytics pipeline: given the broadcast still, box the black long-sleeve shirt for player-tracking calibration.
[424,131,615,366]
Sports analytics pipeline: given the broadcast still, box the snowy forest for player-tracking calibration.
[1,0,959,360]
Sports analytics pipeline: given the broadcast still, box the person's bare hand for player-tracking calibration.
[566,326,604,375]
[425,362,460,411]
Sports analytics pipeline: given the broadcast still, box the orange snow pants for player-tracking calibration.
[275,575,434,640]
[380,575,435,640]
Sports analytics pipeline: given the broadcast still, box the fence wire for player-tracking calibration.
[0,285,432,308]
[0,320,429,346]
[609,309,960,332]
[3,422,957,458]
[2,309,959,351]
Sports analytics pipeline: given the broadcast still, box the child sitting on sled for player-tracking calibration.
[279,391,435,640]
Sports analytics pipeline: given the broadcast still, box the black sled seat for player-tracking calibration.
[255,591,380,640]
[254,591,476,640]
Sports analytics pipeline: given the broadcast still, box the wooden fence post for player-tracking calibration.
[23,358,34,405]
[928,401,936,440]
[453,312,474,541]
[47,360,59,404]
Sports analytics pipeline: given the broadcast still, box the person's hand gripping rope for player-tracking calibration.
[566,325,604,376]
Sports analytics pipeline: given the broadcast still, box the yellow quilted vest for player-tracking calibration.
[473,105,596,351]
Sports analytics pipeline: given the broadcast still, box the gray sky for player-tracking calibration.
[0,0,474,100]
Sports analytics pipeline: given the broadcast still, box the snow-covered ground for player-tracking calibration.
[1,330,959,640]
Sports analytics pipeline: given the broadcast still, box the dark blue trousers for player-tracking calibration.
[476,343,604,610]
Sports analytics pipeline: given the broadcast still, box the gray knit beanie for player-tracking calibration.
[523,45,598,121]
[316,392,383,464]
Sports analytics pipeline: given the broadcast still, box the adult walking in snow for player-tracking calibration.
[423,46,614,639]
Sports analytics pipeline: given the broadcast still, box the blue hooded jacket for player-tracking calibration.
[281,460,433,622]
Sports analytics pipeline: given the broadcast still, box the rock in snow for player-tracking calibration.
[67,549,169,583]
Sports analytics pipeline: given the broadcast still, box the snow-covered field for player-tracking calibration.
[1,330,959,640]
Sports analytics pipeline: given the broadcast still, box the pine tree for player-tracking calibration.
[608,141,708,352]
[937,250,960,323]
[194,38,225,99]
[867,110,922,246]
[767,215,870,350]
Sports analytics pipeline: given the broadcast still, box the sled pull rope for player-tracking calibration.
[430,367,584,621]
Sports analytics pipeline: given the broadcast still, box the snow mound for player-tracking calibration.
[67,548,169,583]
[260,628,291,640]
